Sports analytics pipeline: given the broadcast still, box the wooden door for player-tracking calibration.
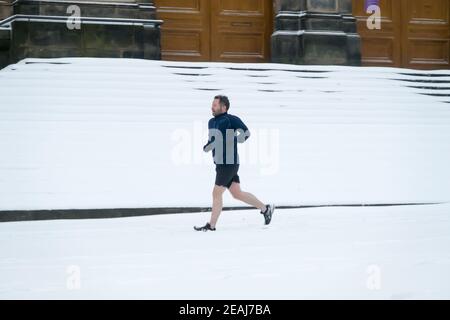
[353,0,402,67]
[402,0,450,69]
[155,0,272,62]
[1,1,12,20]
[155,0,211,61]
[210,0,272,62]
[353,0,450,69]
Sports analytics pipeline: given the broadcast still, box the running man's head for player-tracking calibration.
[211,95,230,116]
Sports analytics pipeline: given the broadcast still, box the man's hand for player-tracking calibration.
[203,142,213,152]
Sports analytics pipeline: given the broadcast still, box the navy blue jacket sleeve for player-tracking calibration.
[230,115,250,143]
[203,118,215,152]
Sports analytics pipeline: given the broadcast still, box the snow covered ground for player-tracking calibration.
[0,58,450,299]
[0,58,450,210]
[1,203,450,299]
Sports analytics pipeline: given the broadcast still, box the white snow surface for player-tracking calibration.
[0,58,450,210]
[0,204,450,299]
[0,58,450,299]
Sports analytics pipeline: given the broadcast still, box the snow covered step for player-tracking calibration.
[0,58,449,211]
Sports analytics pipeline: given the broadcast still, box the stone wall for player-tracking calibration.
[272,0,361,66]
[10,19,160,62]
[0,0,161,69]
[0,27,9,67]
[13,0,156,19]
[274,0,352,15]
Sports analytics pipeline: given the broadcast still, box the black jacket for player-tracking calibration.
[203,112,250,165]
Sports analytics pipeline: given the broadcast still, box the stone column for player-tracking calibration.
[272,0,361,66]
[0,27,9,69]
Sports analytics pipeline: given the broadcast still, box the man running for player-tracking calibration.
[194,95,275,232]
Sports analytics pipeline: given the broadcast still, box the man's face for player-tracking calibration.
[211,98,226,116]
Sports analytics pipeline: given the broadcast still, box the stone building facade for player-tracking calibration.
[272,0,361,65]
[1,0,449,70]
[0,0,163,68]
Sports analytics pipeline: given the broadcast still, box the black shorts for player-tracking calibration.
[215,164,240,188]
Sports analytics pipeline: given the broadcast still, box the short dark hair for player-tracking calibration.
[214,95,230,110]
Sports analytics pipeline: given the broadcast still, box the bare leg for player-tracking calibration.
[210,184,226,228]
[229,182,266,212]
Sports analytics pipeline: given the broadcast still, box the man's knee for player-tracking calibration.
[230,190,242,200]
[213,185,225,197]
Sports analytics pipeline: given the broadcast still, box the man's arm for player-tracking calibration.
[203,119,214,152]
[231,116,251,143]
[204,117,232,152]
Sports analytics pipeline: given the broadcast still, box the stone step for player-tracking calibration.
[13,0,156,20]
